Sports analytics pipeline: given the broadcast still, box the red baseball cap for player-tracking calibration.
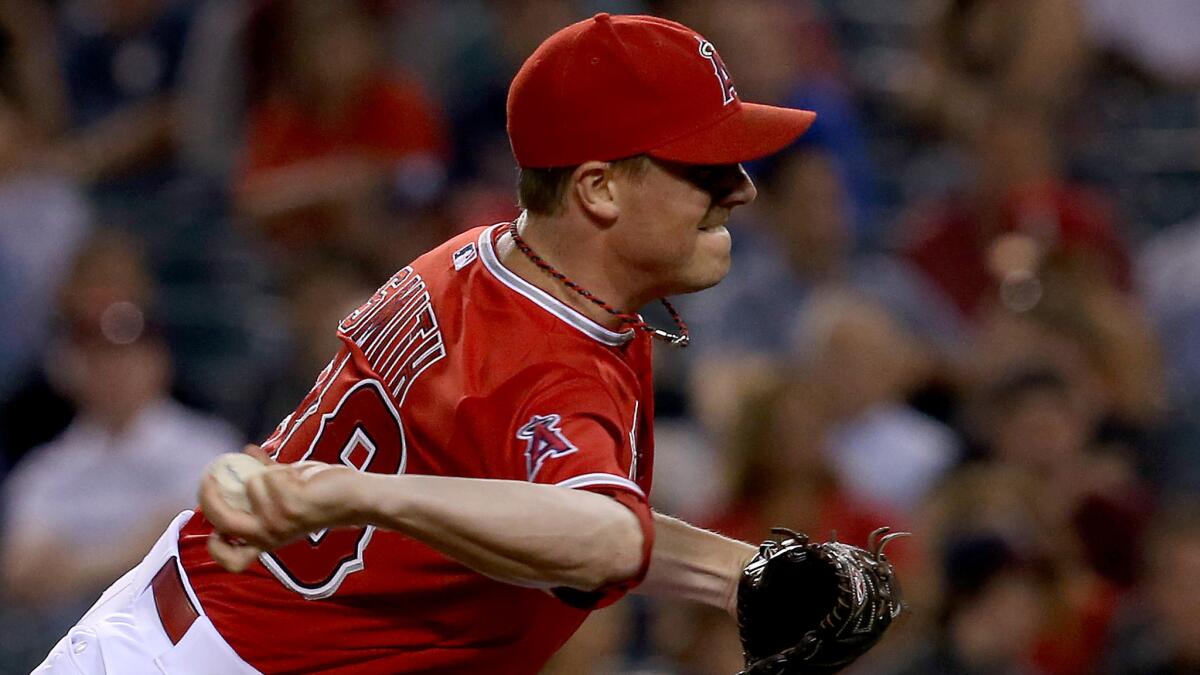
[507,13,817,168]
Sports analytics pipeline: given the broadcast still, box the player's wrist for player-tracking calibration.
[343,472,390,527]
[726,548,756,617]
[350,473,420,530]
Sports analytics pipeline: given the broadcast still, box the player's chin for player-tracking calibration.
[681,242,732,292]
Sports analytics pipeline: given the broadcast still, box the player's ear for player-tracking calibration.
[570,161,620,223]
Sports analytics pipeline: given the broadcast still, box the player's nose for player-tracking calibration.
[719,165,757,208]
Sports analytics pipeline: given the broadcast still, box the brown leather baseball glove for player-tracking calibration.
[736,527,908,674]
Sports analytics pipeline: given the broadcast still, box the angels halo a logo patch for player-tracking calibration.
[516,414,579,481]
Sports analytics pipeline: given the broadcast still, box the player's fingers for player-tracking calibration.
[199,473,271,544]
[252,467,315,540]
[206,533,263,573]
[244,471,295,545]
[197,471,230,519]
[242,444,275,465]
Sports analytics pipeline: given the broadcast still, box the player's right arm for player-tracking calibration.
[636,511,756,615]
[200,462,645,592]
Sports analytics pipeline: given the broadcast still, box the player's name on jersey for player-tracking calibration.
[341,267,446,403]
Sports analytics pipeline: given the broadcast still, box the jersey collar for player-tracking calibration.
[477,219,636,347]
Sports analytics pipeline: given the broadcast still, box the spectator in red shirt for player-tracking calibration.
[237,0,450,273]
[899,109,1132,322]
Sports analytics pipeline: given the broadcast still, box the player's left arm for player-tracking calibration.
[635,511,755,615]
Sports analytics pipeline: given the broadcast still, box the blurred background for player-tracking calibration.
[0,0,1198,673]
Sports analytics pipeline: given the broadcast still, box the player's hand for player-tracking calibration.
[199,446,368,573]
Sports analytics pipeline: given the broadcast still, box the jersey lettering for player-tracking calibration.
[261,380,406,599]
[340,268,414,337]
[263,270,445,599]
[348,269,446,403]
[264,354,349,457]
[375,305,444,404]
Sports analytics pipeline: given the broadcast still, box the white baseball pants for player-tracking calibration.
[31,511,261,675]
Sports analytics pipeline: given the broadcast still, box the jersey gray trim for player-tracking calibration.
[555,472,646,497]
[477,219,635,347]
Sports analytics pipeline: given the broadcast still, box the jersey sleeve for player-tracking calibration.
[501,366,654,607]
[505,366,640,496]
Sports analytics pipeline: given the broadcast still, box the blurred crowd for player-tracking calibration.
[0,0,1198,673]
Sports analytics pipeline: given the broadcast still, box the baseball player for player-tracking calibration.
[35,14,902,675]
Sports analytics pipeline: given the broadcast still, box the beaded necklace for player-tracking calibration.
[505,222,690,347]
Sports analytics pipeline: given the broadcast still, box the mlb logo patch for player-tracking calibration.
[452,243,477,271]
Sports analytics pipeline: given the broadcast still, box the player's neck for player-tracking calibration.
[496,213,643,332]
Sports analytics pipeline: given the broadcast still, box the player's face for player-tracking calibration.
[609,158,756,297]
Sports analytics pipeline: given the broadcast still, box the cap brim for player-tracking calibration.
[648,103,817,165]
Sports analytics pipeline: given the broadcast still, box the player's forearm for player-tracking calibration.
[359,474,644,590]
[636,512,755,615]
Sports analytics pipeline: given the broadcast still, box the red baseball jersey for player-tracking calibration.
[177,223,656,674]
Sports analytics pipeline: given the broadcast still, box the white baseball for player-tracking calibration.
[207,453,268,512]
